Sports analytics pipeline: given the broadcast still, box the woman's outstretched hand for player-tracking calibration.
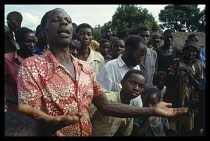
[18,104,82,135]
[154,102,188,117]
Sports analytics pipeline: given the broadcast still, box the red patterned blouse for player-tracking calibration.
[17,51,104,136]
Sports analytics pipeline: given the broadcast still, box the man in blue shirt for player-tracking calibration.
[33,24,48,55]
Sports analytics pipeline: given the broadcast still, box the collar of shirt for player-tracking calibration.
[146,48,151,56]
[117,55,140,70]
[44,51,91,80]
[140,48,151,67]
[117,55,126,68]
[14,50,24,64]
[86,48,103,63]
[104,54,112,58]
[33,43,44,55]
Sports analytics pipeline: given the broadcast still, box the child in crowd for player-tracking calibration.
[98,39,112,62]
[132,88,169,136]
[109,38,125,59]
[154,71,167,101]
[69,32,81,58]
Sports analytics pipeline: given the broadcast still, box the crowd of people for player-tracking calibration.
[4,8,205,137]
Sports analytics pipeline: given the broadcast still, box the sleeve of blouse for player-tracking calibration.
[17,60,43,110]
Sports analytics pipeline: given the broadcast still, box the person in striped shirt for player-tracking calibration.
[96,35,147,108]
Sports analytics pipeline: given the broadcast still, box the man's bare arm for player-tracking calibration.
[92,93,188,118]
[18,104,82,135]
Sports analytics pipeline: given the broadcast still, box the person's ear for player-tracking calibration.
[121,79,125,86]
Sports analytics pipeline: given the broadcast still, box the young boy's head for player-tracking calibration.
[121,70,145,100]
[111,38,125,59]
[99,39,110,56]
[69,32,81,58]
[143,88,161,107]
[156,71,167,87]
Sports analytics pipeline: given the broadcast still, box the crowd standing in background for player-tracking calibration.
[5,11,22,53]
[134,25,158,100]
[4,8,205,137]
[109,38,125,60]
[166,40,204,136]
[148,34,161,50]
[98,39,112,62]
[5,27,36,112]
[33,24,49,55]
[69,32,81,58]
[76,23,104,75]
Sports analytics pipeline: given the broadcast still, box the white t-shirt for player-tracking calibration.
[154,85,166,101]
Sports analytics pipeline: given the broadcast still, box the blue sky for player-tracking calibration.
[4,4,205,31]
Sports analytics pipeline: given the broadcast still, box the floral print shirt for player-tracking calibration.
[17,51,104,136]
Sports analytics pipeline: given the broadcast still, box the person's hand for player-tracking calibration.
[154,102,188,117]
[18,104,82,135]
[176,69,186,77]
[177,66,192,77]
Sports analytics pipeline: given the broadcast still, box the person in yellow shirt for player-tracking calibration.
[90,70,146,136]
[89,39,100,52]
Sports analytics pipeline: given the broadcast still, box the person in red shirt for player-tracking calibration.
[17,8,188,137]
[5,27,36,112]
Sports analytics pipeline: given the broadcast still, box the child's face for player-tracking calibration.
[121,73,145,100]
[100,42,110,56]
[143,93,159,107]
[69,39,81,58]
[157,76,166,87]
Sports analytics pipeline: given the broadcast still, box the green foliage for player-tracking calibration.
[93,5,160,41]
[5,25,9,33]
[159,4,206,32]
[93,21,112,41]
[111,5,160,39]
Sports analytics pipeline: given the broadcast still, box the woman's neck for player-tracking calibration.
[49,46,71,64]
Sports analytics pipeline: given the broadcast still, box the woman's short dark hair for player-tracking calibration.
[110,38,124,50]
